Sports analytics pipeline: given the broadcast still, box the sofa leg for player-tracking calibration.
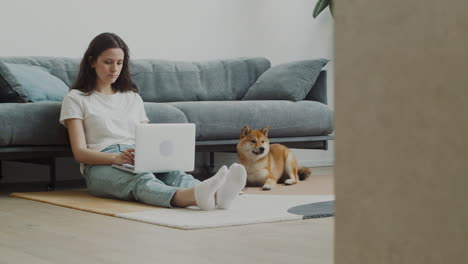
[209,152,215,174]
[203,152,215,177]
[47,158,56,191]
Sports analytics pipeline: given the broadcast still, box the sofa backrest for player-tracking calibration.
[131,58,271,102]
[0,56,271,102]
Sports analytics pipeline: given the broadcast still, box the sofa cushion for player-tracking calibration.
[0,68,24,103]
[170,101,334,140]
[0,102,69,146]
[0,57,80,87]
[0,102,188,147]
[243,59,328,102]
[143,103,188,123]
[305,70,327,104]
[130,57,271,102]
[0,62,69,102]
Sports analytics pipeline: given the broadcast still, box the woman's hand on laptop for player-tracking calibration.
[112,148,135,165]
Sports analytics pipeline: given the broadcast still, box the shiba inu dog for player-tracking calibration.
[236,125,311,190]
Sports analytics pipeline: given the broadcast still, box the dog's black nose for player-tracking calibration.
[259,147,265,152]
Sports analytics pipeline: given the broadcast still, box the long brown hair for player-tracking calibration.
[72,32,137,94]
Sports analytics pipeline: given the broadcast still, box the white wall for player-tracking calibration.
[0,0,258,60]
[0,0,334,182]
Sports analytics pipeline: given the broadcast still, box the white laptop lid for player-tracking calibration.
[134,123,196,173]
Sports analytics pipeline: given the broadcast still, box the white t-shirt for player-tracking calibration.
[59,89,149,173]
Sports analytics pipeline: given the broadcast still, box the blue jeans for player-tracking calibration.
[83,144,201,208]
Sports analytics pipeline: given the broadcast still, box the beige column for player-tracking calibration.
[334,0,468,263]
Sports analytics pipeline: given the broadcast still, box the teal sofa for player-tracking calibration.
[0,57,333,190]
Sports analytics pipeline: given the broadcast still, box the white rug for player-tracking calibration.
[10,189,334,230]
[116,194,334,229]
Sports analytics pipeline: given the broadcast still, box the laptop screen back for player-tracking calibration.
[134,123,196,173]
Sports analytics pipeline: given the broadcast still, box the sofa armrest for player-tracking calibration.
[304,70,327,104]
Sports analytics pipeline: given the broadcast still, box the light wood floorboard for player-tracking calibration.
[0,167,334,264]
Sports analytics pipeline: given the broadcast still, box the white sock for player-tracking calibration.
[194,166,229,210]
[216,163,247,209]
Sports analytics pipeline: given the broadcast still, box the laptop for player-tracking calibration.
[112,123,196,174]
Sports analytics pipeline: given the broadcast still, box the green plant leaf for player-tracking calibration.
[313,0,330,18]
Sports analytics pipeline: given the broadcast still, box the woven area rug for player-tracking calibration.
[10,175,334,230]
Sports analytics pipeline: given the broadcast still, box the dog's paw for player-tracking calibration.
[285,179,295,185]
[262,184,272,191]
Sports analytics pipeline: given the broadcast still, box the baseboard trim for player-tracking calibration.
[212,159,334,170]
[298,160,334,167]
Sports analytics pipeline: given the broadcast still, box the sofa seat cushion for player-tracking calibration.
[143,103,188,123]
[0,102,188,147]
[169,101,334,140]
[0,102,68,146]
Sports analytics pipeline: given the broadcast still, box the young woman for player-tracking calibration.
[60,32,246,210]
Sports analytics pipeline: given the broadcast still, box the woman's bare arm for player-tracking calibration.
[65,119,133,165]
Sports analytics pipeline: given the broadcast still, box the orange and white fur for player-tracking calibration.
[236,126,311,190]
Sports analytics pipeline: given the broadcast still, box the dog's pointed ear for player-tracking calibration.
[240,125,251,139]
[260,126,269,137]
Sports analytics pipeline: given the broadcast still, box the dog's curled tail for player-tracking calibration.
[298,167,311,181]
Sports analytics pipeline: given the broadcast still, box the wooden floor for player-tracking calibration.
[0,167,334,264]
